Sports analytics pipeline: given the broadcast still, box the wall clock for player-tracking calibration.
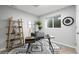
[62,16,74,26]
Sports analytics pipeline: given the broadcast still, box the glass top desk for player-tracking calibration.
[25,36,55,54]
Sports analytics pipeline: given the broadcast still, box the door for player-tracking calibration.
[76,5,79,53]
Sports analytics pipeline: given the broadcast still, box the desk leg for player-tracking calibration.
[26,43,31,54]
[48,38,54,54]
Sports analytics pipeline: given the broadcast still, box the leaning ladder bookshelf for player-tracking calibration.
[6,17,24,51]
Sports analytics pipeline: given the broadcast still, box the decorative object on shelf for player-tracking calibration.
[62,16,74,26]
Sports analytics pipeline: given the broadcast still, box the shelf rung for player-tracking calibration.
[13,21,23,23]
[6,33,15,35]
[6,37,24,42]
[11,43,23,49]
[6,26,22,28]
[15,32,22,35]
[6,32,22,35]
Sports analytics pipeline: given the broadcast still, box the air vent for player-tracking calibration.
[32,5,40,7]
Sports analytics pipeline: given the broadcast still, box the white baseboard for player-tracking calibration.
[51,41,76,48]
[76,48,79,54]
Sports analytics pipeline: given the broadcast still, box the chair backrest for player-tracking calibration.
[36,31,44,38]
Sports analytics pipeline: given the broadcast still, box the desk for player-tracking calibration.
[25,37,35,53]
[25,37,35,43]
[25,36,55,54]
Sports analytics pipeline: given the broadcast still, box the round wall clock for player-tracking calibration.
[62,16,74,26]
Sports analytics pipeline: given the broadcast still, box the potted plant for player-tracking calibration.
[36,20,42,30]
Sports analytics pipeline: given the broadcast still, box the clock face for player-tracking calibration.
[62,17,74,26]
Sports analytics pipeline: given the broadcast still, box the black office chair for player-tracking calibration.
[30,31,44,52]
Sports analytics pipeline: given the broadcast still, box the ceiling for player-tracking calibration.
[10,5,71,16]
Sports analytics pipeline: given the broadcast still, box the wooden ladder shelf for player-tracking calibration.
[6,17,24,51]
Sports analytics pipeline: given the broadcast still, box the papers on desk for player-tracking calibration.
[44,35,55,39]
[50,36,55,38]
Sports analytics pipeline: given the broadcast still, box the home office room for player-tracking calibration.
[0,5,78,54]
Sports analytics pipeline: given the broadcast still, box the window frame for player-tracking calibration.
[46,15,61,28]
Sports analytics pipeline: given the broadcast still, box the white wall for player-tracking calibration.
[0,5,38,49]
[40,6,76,48]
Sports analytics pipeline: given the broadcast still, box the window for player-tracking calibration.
[47,18,53,28]
[28,21,31,28]
[47,15,61,28]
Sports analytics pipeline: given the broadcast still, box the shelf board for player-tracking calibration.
[13,21,23,23]
[6,37,23,42]
[6,32,22,35]
[6,44,23,51]
[11,43,23,49]
[6,26,22,28]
